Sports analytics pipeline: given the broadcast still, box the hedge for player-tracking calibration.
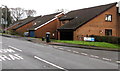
[89,35,120,44]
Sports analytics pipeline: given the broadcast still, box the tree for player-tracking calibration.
[10,8,36,21]
[55,9,69,13]
[1,6,12,28]
[25,9,36,17]
[10,7,25,21]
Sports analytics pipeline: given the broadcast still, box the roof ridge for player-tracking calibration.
[70,2,117,13]
[13,16,38,30]
[29,12,63,30]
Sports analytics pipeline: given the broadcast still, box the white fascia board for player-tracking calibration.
[34,12,63,30]
[34,17,57,30]
[55,12,64,17]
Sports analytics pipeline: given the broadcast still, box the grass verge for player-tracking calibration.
[52,40,120,49]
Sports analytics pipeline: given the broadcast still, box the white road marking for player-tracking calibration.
[0,49,15,53]
[43,65,47,68]
[0,54,23,61]
[73,51,79,53]
[90,55,99,58]
[102,58,111,61]
[53,46,56,48]
[116,61,120,63]
[49,45,52,47]
[0,55,11,61]
[34,56,67,71]
[8,54,23,60]
[81,53,88,56]
[8,46,22,52]
[44,44,47,46]
[67,50,71,52]
[53,46,58,48]
[58,48,64,50]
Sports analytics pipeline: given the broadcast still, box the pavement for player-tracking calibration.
[1,34,119,52]
[0,34,120,71]
[49,42,119,52]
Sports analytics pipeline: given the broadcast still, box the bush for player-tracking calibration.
[8,30,19,35]
[89,35,120,44]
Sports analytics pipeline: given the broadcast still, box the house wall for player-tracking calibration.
[7,24,19,31]
[74,6,119,40]
[35,19,60,38]
[35,13,64,39]
[118,14,120,37]
[57,20,70,40]
[16,22,34,35]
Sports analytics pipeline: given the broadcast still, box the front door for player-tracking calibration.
[29,31,35,37]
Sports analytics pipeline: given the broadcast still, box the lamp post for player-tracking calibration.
[0,7,2,35]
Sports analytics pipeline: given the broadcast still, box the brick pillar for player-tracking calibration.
[58,31,60,40]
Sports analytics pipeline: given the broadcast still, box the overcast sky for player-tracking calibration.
[1,0,120,16]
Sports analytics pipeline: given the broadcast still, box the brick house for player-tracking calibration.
[57,2,120,40]
[7,20,23,31]
[29,12,64,38]
[118,8,120,37]
[13,17,39,35]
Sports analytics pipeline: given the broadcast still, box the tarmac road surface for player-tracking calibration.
[0,36,119,71]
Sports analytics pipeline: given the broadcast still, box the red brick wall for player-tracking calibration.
[118,14,120,37]
[74,6,119,40]
[16,22,34,35]
[35,13,64,39]
[35,19,60,38]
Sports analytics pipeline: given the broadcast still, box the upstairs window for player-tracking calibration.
[105,14,112,22]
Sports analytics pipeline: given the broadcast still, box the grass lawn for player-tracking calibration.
[52,40,120,49]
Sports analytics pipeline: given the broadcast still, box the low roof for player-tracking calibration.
[58,2,117,31]
[13,17,39,30]
[7,19,26,30]
[29,12,61,30]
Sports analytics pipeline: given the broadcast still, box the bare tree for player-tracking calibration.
[10,8,36,21]
[55,9,69,13]
[25,9,36,17]
[10,7,25,21]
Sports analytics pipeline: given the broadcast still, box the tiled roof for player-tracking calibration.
[7,19,25,30]
[29,12,61,30]
[13,17,39,30]
[58,2,117,30]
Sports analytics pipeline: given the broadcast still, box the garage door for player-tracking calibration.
[29,31,35,37]
[60,31,73,40]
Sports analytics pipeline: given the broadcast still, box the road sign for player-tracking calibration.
[84,37,95,41]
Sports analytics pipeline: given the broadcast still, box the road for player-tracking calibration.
[0,36,119,71]
[53,45,119,63]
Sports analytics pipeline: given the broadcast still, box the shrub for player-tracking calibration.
[8,30,19,35]
[89,35,120,44]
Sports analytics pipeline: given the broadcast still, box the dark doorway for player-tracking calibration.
[60,31,73,40]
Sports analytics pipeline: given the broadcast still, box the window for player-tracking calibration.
[105,14,112,22]
[33,22,37,25]
[105,29,112,36]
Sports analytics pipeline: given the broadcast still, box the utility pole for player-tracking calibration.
[1,5,7,34]
[0,6,3,35]
[0,7,2,30]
